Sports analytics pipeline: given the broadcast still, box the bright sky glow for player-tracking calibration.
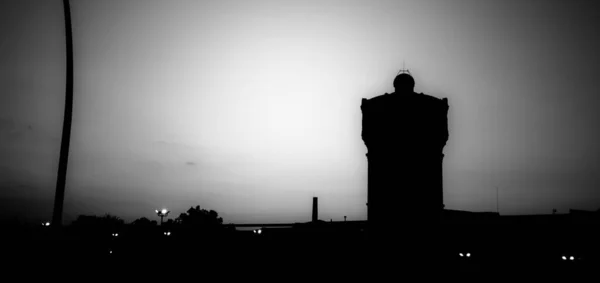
[1,0,599,224]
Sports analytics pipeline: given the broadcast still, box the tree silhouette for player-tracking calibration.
[70,214,124,239]
[176,205,224,228]
[128,216,160,241]
[131,217,157,227]
[71,214,124,227]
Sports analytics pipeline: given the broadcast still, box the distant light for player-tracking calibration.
[466,253,471,257]
[562,256,567,260]
[109,250,113,254]
[115,233,118,237]
[42,222,51,227]
[459,253,464,257]
[570,256,574,261]
[161,209,168,214]
[258,229,262,234]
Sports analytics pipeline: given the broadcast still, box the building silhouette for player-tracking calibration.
[361,72,449,254]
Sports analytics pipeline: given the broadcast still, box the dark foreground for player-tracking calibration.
[4,226,598,280]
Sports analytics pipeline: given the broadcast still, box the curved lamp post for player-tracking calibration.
[52,0,74,228]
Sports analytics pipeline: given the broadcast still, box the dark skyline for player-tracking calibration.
[1,0,600,224]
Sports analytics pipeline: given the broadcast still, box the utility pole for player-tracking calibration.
[52,0,74,228]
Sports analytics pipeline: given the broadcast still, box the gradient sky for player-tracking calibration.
[1,0,599,224]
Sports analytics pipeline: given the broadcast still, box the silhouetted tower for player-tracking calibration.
[361,71,449,243]
[312,197,318,222]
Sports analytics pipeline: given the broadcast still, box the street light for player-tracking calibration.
[155,208,170,226]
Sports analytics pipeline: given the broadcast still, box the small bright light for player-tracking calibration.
[161,209,168,214]
[466,253,471,257]
[42,222,50,226]
[109,250,113,254]
[562,256,567,260]
[570,256,574,261]
[459,253,464,257]
[115,233,118,236]
[167,232,171,236]
[258,229,262,234]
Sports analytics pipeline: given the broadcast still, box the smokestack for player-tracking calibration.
[312,197,318,222]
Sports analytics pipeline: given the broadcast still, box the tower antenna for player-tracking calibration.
[397,61,411,75]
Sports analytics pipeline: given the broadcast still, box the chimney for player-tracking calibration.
[312,197,318,222]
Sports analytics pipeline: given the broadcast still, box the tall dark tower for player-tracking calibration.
[361,71,449,248]
[312,197,318,223]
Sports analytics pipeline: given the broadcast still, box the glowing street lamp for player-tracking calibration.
[41,222,51,227]
[155,208,170,226]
